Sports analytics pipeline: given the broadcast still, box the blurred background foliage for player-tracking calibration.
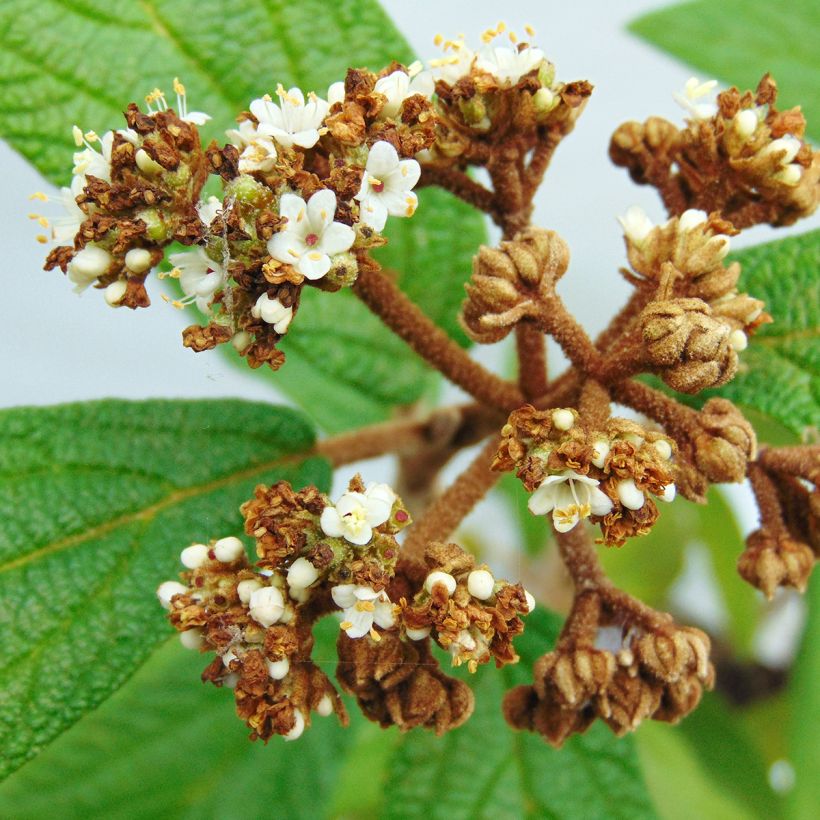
[0,0,817,817]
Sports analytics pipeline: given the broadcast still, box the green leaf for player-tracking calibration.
[382,609,657,820]
[496,473,554,557]
[0,398,331,780]
[787,574,820,820]
[0,0,486,433]
[0,619,355,819]
[630,0,820,143]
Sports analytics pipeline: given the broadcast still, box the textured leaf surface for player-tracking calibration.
[0,0,485,433]
[382,608,657,820]
[0,399,330,780]
[630,0,820,142]
[0,620,356,819]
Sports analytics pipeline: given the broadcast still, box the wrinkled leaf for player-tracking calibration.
[383,608,657,820]
[0,619,354,819]
[0,398,330,780]
[0,0,485,433]
[630,0,820,142]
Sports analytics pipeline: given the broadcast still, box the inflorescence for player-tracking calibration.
[40,24,819,747]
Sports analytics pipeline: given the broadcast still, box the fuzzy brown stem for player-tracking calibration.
[759,446,820,481]
[534,298,604,375]
[523,132,563,199]
[554,523,607,591]
[601,586,673,632]
[353,261,525,410]
[578,379,611,428]
[515,320,549,400]
[419,166,496,214]
[748,462,788,534]
[315,403,502,467]
[610,379,701,440]
[402,436,502,562]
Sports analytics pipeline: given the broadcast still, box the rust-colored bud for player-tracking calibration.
[635,626,712,685]
[738,530,815,598]
[641,298,737,393]
[693,398,757,483]
[533,648,616,707]
[599,669,663,735]
[653,674,708,724]
[459,228,569,343]
[609,117,680,185]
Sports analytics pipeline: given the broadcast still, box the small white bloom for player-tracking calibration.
[659,483,676,503]
[52,175,86,243]
[763,135,801,165]
[677,209,708,232]
[429,38,475,85]
[251,294,293,333]
[227,119,279,173]
[103,280,128,307]
[268,189,355,280]
[250,86,329,149]
[467,569,495,600]
[424,571,457,596]
[124,247,153,274]
[654,439,673,460]
[528,469,614,533]
[237,578,262,604]
[249,585,285,627]
[316,694,334,716]
[332,584,395,639]
[551,408,575,431]
[168,246,228,313]
[355,141,420,231]
[733,109,759,139]
[320,482,395,546]
[157,580,187,609]
[67,245,112,293]
[476,45,545,86]
[374,69,435,119]
[180,543,209,569]
[591,440,610,469]
[197,195,222,227]
[673,77,719,120]
[180,629,204,650]
[618,205,654,245]
[284,710,305,741]
[524,590,536,613]
[287,557,320,589]
[405,626,432,641]
[327,81,346,106]
[213,536,245,562]
[729,328,748,351]
[266,657,290,680]
[616,478,645,511]
[72,128,137,183]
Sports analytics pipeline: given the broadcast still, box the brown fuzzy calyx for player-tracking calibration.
[692,398,757,483]
[738,529,815,598]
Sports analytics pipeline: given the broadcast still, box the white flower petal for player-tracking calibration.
[320,506,345,537]
[318,221,355,256]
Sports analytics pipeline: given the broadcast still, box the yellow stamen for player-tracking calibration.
[84,130,98,143]
[497,21,506,33]
[355,600,375,612]
[171,300,185,310]
[36,234,48,244]
[37,216,49,228]
[525,24,536,36]
[173,77,186,96]
[340,620,354,631]
[369,627,381,642]
[468,659,478,674]
[72,125,84,146]
[29,192,49,201]
[509,31,518,44]
[433,33,443,46]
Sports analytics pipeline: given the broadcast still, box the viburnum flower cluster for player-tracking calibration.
[41,24,819,747]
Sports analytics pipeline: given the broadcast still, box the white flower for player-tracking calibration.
[332,584,395,639]
[467,569,494,600]
[227,119,279,173]
[618,205,654,245]
[52,175,86,243]
[673,77,719,121]
[429,36,475,85]
[327,81,346,106]
[762,135,803,186]
[213,536,244,562]
[168,246,227,313]
[355,141,420,231]
[180,543,209,569]
[156,580,188,609]
[616,478,645,511]
[374,69,435,119]
[677,209,708,231]
[71,127,137,183]
[197,195,222,226]
[249,585,285,627]
[320,482,396,546]
[67,245,112,293]
[251,294,293,333]
[528,469,613,532]
[250,86,329,149]
[268,189,355,280]
[475,46,545,86]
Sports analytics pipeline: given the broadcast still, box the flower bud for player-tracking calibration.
[425,571,457,596]
[213,536,245,562]
[157,580,187,609]
[738,530,815,598]
[467,569,495,600]
[249,585,285,626]
[692,398,757,483]
[180,543,209,569]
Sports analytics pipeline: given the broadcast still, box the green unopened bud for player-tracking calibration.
[320,252,360,291]
[137,208,172,243]
[537,61,556,88]
[458,96,488,126]
[533,87,558,116]
[225,173,274,208]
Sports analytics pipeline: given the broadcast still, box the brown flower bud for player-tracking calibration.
[738,529,815,598]
[653,675,708,724]
[336,632,473,734]
[693,398,757,483]
[459,228,569,343]
[600,669,663,735]
[641,298,737,393]
[635,626,712,684]
[609,117,680,186]
[533,648,616,707]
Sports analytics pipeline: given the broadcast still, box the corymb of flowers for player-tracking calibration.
[36,22,819,746]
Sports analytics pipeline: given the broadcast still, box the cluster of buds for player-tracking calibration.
[423,25,591,160]
[610,74,820,228]
[494,406,676,546]
[503,592,714,747]
[158,474,535,738]
[618,207,769,393]
[41,83,210,308]
[460,227,568,343]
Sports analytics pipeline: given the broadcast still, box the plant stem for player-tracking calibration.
[748,463,787,534]
[315,403,502,467]
[419,166,497,214]
[401,435,502,562]
[554,524,607,591]
[353,260,525,410]
[515,320,549,400]
[534,298,604,375]
[610,379,700,440]
[759,446,820,481]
